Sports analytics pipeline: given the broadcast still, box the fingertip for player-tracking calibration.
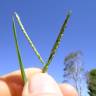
[0,80,11,96]
[59,83,78,96]
[29,93,62,96]
[28,73,62,95]
[22,73,63,96]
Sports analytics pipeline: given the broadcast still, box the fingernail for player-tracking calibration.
[28,73,63,96]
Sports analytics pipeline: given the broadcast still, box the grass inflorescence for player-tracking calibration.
[42,11,71,72]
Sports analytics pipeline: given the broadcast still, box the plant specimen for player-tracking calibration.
[12,11,71,84]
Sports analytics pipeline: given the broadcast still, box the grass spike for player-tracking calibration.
[42,11,71,73]
[14,12,45,65]
[12,16,27,84]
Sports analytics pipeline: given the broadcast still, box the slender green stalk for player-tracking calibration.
[14,12,45,65]
[12,17,27,84]
[42,11,71,73]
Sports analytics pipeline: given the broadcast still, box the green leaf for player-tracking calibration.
[42,11,71,72]
[14,12,45,65]
[64,51,82,62]
[12,17,27,84]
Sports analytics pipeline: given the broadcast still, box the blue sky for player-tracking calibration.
[0,0,96,86]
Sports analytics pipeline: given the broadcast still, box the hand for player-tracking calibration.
[0,68,78,96]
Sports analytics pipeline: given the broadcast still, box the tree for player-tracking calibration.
[63,51,87,96]
[87,69,96,96]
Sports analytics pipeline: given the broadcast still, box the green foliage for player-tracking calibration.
[12,17,27,84]
[64,51,82,62]
[63,51,85,96]
[88,69,96,96]
[64,51,83,76]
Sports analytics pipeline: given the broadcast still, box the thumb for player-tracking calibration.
[22,73,63,96]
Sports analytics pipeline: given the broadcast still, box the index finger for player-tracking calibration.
[0,68,41,96]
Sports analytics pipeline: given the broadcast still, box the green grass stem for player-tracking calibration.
[12,17,27,84]
[14,12,45,65]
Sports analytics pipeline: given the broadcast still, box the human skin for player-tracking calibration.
[0,68,78,96]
